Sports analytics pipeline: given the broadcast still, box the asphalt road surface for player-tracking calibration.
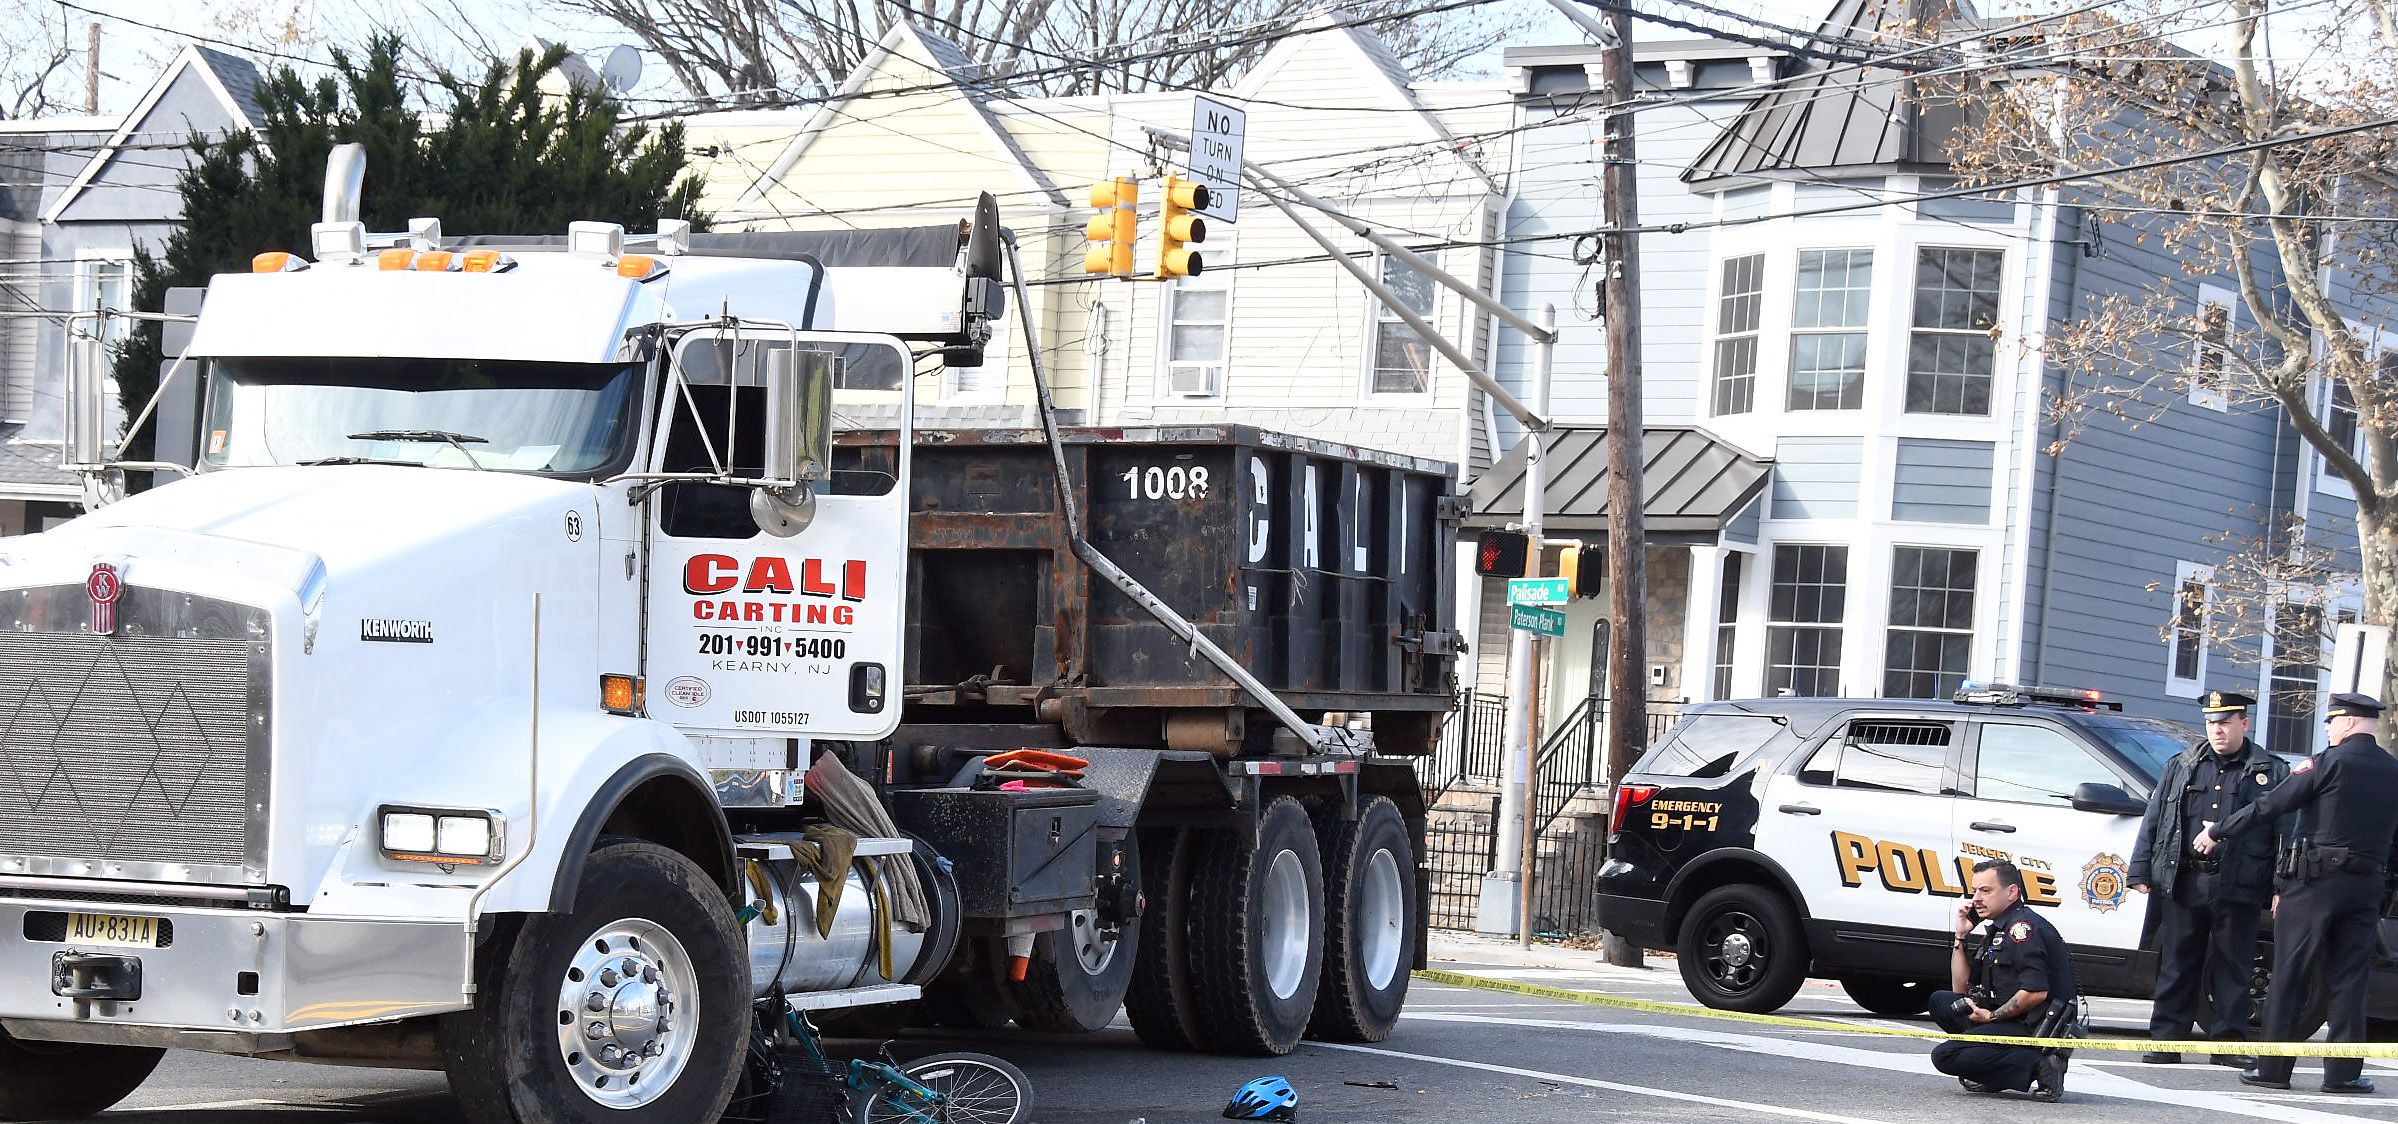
[39,935,2398,1123]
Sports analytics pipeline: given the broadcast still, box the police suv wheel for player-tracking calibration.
[1190,796,1327,1055]
[1838,975,1934,1016]
[1013,834,1143,1033]
[0,1029,162,1121]
[440,840,748,1124]
[1678,884,1808,1012]
[1309,796,1416,1043]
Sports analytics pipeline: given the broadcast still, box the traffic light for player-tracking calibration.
[1474,530,1529,579]
[1558,545,1602,599]
[1155,175,1210,279]
[1084,177,1138,278]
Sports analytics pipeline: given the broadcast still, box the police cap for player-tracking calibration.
[2199,690,2256,717]
[2327,692,2385,719]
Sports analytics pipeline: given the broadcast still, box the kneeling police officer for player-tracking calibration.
[1931,859,2078,1102]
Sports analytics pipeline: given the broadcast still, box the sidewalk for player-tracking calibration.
[1425,930,1675,975]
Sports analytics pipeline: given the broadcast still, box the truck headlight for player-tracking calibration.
[378,806,504,865]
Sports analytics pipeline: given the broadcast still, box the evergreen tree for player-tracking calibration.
[115,36,707,458]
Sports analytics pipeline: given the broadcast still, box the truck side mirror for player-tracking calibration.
[751,347,837,538]
[2069,782,2144,816]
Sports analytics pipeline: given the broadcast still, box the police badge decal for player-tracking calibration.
[2081,852,2130,913]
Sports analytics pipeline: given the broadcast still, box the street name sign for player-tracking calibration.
[1506,578,1568,606]
[1189,95,1245,224]
[1510,605,1567,637]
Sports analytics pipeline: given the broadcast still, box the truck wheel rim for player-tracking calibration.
[553,918,698,1109]
[1263,849,1311,1000]
[1359,846,1405,991]
[1068,910,1118,975]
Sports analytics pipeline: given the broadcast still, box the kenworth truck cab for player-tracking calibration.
[0,150,1454,1123]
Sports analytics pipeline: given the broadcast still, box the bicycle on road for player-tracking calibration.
[726,992,1035,1124]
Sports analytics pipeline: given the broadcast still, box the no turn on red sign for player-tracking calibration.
[1189,95,1245,224]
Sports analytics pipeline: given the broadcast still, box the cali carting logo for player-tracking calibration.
[2080,852,2130,913]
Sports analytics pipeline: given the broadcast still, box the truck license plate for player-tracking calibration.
[65,913,159,949]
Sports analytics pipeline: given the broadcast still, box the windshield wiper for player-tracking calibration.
[296,456,429,468]
[347,430,489,470]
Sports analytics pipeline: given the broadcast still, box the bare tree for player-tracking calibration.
[1942,0,2398,710]
[542,0,1526,105]
[0,1,84,118]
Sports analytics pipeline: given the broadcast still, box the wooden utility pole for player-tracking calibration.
[1597,0,1649,968]
[85,23,99,116]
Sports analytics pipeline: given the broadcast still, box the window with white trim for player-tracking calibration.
[1163,256,1231,399]
[1882,546,1977,699]
[2188,284,2232,411]
[1904,247,2003,416]
[1765,544,1847,697]
[2166,561,2213,697]
[2317,331,2385,497]
[2266,602,2327,756]
[75,256,132,354]
[1787,249,1871,410]
[1367,254,1435,395]
[1710,253,1764,416]
[1712,551,1745,699]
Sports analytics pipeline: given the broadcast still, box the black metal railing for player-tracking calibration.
[1420,695,1685,938]
[1423,689,1509,797]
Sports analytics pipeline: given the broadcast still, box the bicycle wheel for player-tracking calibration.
[852,1051,1033,1124]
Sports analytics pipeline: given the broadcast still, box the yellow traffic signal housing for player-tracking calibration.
[1084,177,1139,278]
[1155,175,1210,279]
[1558,545,1602,599]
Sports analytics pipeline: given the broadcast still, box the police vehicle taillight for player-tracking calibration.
[1611,783,1657,827]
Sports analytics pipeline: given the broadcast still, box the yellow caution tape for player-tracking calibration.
[1412,968,2398,1058]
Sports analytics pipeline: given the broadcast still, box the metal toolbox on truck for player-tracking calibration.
[834,425,1461,755]
[887,787,1100,919]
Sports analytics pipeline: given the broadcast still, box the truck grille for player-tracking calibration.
[0,584,270,885]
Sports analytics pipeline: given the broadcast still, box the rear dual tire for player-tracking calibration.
[1190,796,1328,1056]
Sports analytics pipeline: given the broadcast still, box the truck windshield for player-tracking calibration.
[201,356,640,475]
[2075,714,2194,781]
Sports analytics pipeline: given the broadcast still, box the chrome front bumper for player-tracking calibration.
[0,895,469,1049]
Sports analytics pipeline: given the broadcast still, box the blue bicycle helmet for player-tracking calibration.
[1224,1076,1298,1121]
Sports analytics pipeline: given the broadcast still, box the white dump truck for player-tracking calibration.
[0,148,1458,1122]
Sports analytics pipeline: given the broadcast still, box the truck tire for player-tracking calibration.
[1124,827,1206,1050]
[440,840,748,1124]
[1308,796,1415,1042]
[1678,883,1808,1013]
[0,1030,161,1121]
[1189,796,1326,1056]
[1837,976,1934,1016]
[1012,834,1142,1033]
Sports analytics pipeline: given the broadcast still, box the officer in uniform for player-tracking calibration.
[1931,859,2078,1102]
[2129,689,2288,1066]
[2197,692,2398,1094]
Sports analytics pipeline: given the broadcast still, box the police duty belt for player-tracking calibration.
[1415,969,2398,1058]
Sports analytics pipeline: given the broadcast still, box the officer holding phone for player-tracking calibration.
[1929,859,2078,1101]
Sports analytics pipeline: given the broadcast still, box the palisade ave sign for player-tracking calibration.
[1506,578,1568,605]
[1190,95,1244,224]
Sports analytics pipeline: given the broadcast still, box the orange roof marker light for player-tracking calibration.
[411,251,459,272]
[376,248,415,271]
[615,254,667,281]
[460,250,517,273]
[251,251,308,273]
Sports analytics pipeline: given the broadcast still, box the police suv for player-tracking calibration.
[1597,686,2398,1022]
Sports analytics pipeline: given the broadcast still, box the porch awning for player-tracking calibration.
[1466,425,1770,543]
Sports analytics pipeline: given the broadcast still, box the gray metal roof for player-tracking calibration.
[1466,426,1771,541]
[1683,0,1973,186]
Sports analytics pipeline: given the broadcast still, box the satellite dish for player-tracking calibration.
[600,45,643,94]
